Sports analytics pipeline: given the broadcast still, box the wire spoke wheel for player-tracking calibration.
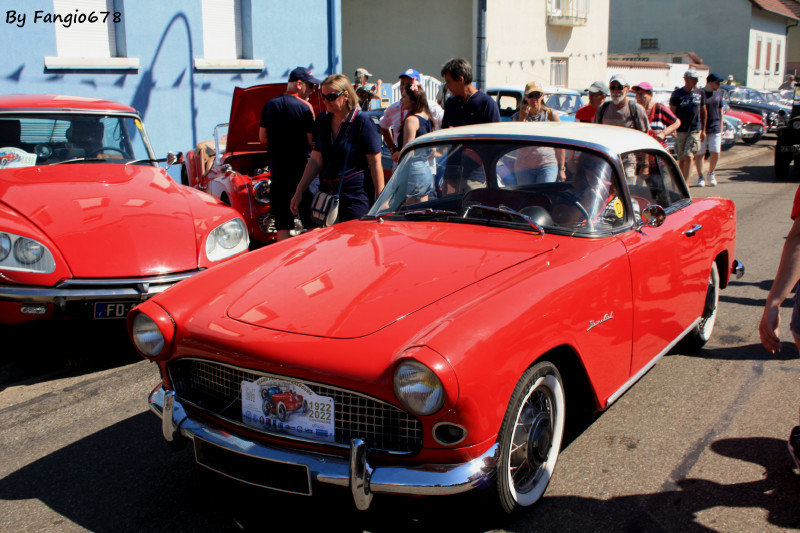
[497,362,565,513]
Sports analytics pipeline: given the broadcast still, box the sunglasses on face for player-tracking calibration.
[322,90,345,102]
[609,84,624,91]
[526,91,543,99]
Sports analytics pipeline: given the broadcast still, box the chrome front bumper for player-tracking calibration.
[149,384,499,510]
[0,271,202,304]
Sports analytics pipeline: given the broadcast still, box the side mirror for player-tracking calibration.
[166,151,184,166]
[640,204,666,228]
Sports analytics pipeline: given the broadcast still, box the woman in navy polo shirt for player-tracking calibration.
[291,74,384,223]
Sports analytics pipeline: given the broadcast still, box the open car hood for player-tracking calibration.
[227,222,555,338]
[0,164,200,277]
[225,83,323,154]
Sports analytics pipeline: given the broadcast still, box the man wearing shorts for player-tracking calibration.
[694,73,724,187]
[259,66,320,240]
[759,184,800,471]
[670,70,706,186]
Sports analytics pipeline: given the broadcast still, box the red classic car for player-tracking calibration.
[0,94,249,324]
[130,122,743,512]
[725,108,767,144]
[182,84,322,244]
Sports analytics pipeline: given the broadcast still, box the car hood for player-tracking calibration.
[226,83,323,154]
[227,221,556,338]
[0,164,200,277]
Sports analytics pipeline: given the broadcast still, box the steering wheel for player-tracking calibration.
[543,191,593,231]
[87,146,127,158]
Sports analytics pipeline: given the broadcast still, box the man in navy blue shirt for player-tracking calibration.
[260,66,321,240]
[440,58,500,128]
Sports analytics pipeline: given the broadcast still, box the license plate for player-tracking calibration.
[241,377,335,443]
[93,301,137,319]
[779,145,800,153]
[194,439,311,495]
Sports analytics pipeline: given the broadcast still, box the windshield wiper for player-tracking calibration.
[52,158,107,165]
[376,209,458,221]
[125,158,161,165]
[463,204,545,234]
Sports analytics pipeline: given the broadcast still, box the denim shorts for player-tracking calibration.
[406,159,434,199]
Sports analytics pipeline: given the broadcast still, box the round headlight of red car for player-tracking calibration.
[0,233,10,262]
[253,179,271,205]
[393,361,444,416]
[131,313,166,358]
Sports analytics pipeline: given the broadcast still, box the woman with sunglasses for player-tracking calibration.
[291,74,384,224]
[511,81,566,183]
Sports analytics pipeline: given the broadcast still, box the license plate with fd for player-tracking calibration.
[94,301,137,319]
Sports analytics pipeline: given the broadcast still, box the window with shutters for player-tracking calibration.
[194,0,263,70]
[550,58,567,88]
[755,37,762,73]
[44,0,139,69]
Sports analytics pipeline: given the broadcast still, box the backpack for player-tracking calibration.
[599,100,644,132]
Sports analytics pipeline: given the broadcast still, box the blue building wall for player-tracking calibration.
[1,0,341,162]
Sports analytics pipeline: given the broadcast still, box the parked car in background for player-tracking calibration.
[721,114,742,149]
[132,121,743,514]
[774,89,800,179]
[725,106,766,144]
[487,86,583,122]
[721,84,788,132]
[0,95,249,324]
[182,84,322,244]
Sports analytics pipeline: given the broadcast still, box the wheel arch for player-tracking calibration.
[714,250,730,289]
[534,344,600,417]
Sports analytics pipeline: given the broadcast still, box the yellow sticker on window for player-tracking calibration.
[613,198,624,218]
[134,118,143,129]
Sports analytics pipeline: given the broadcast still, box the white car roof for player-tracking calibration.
[408,121,666,156]
[486,86,582,96]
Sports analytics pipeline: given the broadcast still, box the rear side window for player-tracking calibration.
[622,150,690,220]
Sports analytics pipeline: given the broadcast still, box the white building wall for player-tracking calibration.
[485,0,609,90]
[341,0,473,91]
[746,8,789,89]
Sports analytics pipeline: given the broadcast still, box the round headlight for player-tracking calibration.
[393,361,444,416]
[205,218,249,262]
[0,233,10,262]
[791,120,800,130]
[253,180,271,205]
[14,237,44,264]
[131,313,165,358]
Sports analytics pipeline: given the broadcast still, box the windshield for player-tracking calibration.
[545,93,584,114]
[369,141,628,235]
[728,88,766,104]
[0,113,155,169]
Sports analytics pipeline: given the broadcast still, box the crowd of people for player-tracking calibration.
[260,61,769,237]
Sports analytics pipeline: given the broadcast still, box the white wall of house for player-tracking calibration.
[608,0,780,86]
[746,8,788,89]
[341,0,472,91]
[485,0,609,90]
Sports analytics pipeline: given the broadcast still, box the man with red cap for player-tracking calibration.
[633,81,681,149]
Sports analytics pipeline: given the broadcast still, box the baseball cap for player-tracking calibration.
[706,72,723,83]
[587,81,609,94]
[399,68,421,82]
[355,67,372,78]
[288,67,321,85]
[524,80,544,95]
[632,81,653,91]
[684,70,699,79]
[609,74,629,87]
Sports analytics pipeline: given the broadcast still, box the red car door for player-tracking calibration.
[617,151,711,375]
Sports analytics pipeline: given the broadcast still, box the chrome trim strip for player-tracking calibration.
[605,319,700,408]
[149,385,499,509]
[0,270,201,302]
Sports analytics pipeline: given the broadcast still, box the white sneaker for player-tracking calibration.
[697,177,706,187]
[709,173,717,186]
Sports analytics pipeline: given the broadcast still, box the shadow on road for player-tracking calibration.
[1,412,798,532]
[0,321,140,392]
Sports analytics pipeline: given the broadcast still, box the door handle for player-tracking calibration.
[685,224,703,236]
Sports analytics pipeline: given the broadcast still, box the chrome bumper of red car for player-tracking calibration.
[0,270,202,303]
[149,385,499,510]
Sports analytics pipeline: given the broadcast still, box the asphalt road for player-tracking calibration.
[1,139,799,532]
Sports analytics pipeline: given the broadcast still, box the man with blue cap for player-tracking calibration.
[379,68,443,160]
[259,66,321,239]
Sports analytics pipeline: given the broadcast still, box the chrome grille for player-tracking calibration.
[168,358,422,454]
[257,214,275,232]
[743,123,762,131]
